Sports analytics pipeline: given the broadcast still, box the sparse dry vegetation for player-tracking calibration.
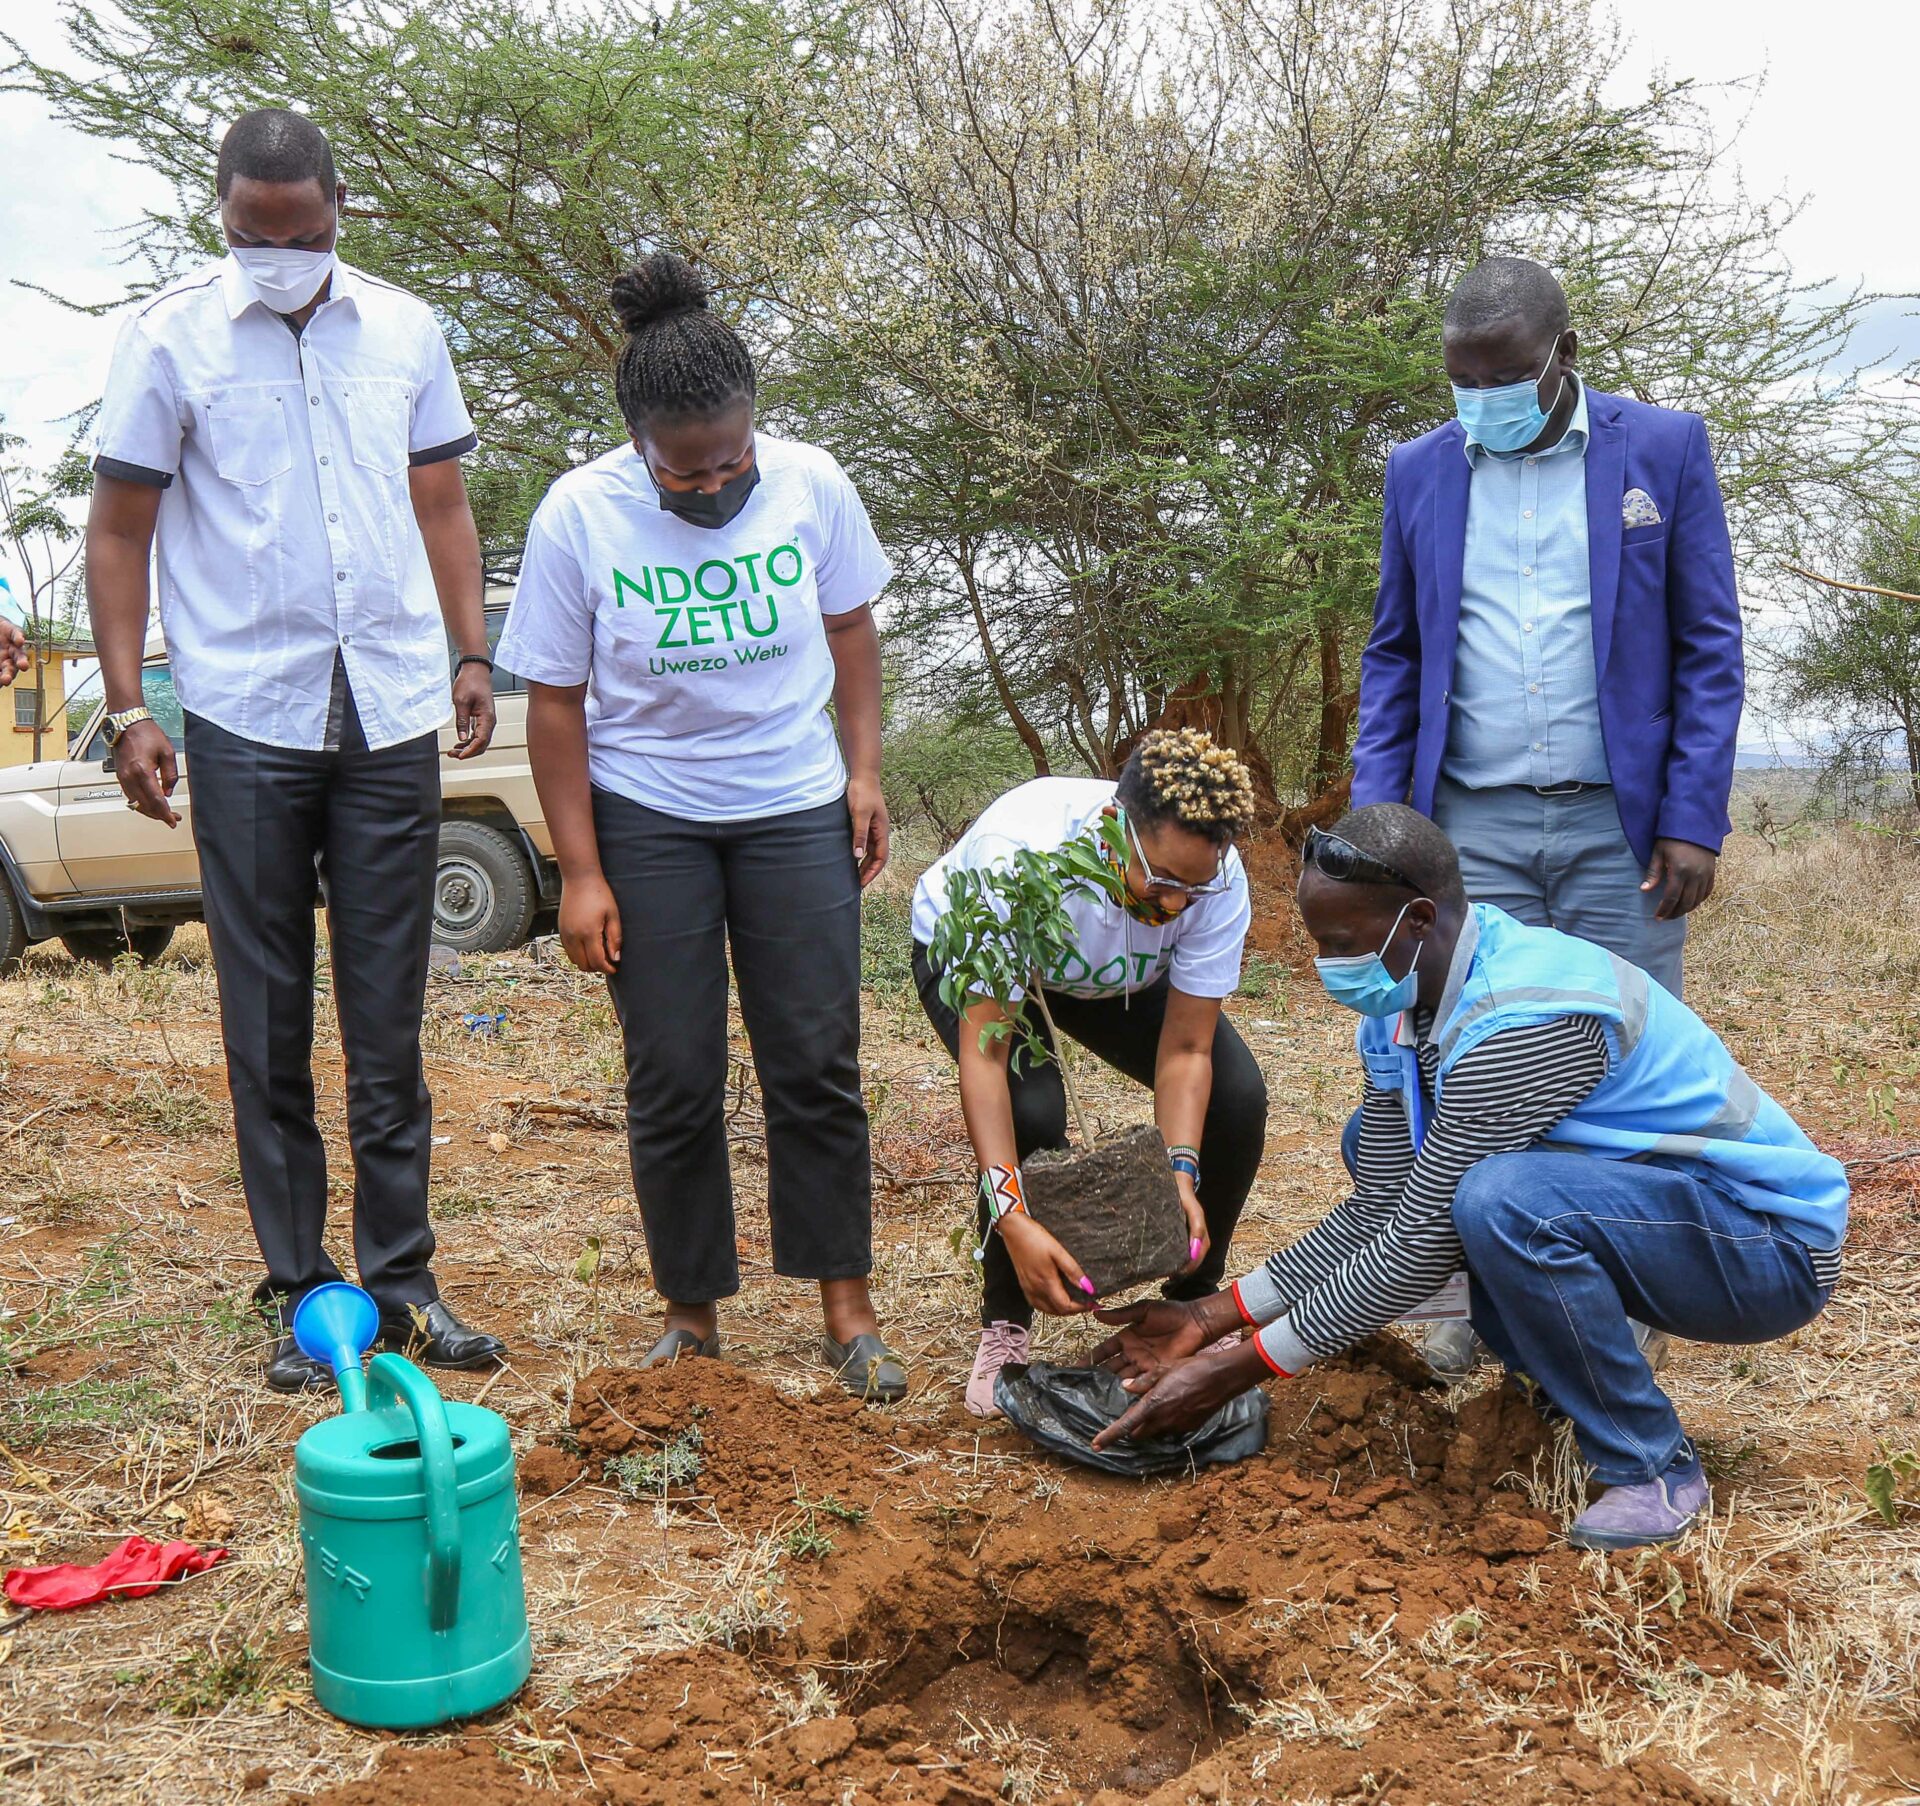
[0,830,1915,1803]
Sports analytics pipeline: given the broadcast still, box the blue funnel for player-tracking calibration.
[293,1283,379,1412]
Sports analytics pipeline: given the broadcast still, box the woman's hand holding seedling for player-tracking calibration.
[1175,1174,1209,1274]
[999,1213,1097,1315]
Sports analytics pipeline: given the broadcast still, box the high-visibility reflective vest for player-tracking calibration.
[1354,905,1848,1250]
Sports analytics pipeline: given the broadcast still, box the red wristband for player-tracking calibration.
[1250,1333,1292,1378]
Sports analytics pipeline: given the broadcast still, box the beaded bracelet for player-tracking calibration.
[978,1163,1029,1232]
[1167,1143,1201,1183]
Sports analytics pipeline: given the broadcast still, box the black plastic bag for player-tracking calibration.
[992,1360,1269,1477]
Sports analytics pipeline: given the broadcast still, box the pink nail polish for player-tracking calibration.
[1078,1276,1096,1296]
[1189,1238,1203,1261]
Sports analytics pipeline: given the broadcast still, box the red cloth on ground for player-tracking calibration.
[4,1535,228,1611]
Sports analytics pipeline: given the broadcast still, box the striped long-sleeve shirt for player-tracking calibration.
[1233,1010,1612,1373]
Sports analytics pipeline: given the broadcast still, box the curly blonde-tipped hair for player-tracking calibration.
[1115,728,1258,846]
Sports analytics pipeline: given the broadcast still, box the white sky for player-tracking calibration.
[2,0,1916,739]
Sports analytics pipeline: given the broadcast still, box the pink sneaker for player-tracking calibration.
[966,1322,1030,1417]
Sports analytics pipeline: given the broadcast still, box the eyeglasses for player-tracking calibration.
[1302,827,1419,892]
[1126,815,1232,900]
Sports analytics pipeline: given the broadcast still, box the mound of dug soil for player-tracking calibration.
[307,1346,1796,1805]
[523,1353,933,1525]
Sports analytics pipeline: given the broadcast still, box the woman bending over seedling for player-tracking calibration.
[498,252,906,1402]
[912,730,1269,1415]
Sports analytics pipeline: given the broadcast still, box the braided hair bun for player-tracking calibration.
[609,251,756,430]
[610,251,711,336]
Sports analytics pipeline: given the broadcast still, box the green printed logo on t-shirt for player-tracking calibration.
[612,544,806,672]
[1046,945,1173,994]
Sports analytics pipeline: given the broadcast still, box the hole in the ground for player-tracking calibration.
[873,1612,1232,1798]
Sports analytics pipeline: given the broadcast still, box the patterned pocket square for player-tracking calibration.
[1622,487,1662,528]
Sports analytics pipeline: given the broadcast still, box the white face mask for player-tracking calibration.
[230,245,337,312]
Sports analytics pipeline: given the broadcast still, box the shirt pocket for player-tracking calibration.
[205,396,292,486]
[345,383,412,477]
[1622,522,1669,551]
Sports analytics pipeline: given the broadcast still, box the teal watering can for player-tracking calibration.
[290,1284,531,1729]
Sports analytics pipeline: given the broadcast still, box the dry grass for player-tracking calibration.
[0,832,1917,1802]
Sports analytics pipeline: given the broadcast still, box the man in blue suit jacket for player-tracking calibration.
[1350,258,1742,999]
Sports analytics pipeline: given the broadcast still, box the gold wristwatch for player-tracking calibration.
[102,706,154,748]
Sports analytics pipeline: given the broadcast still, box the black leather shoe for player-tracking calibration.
[265,1335,336,1394]
[377,1300,507,1370]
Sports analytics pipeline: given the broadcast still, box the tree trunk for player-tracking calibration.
[1028,978,1095,1151]
[1311,612,1354,797]
[958,546,1049,777]
[29,652,45,764]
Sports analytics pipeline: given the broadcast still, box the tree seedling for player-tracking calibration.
[928,816,1129,1149]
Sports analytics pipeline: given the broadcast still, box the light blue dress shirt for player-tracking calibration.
[1443,379,1610,789]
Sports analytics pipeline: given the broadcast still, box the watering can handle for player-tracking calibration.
[368,1353,462,1633]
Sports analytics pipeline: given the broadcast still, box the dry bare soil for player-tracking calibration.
[1,832,1918,1806]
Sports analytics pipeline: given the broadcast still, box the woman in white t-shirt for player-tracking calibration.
[911,730,1269,1415]
[498,253,905,1401]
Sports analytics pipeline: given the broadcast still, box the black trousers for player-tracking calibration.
[594,788,872,1303]
[913,944,1267,1327]
[185,705,441,1312]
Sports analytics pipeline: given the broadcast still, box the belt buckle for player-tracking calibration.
[1531,780,1593,798]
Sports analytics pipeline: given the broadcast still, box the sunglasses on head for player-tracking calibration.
[1302,827,1419,892]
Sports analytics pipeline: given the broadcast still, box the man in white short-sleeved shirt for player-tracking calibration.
[85,109,505,1390]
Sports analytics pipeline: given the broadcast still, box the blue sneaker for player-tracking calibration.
[1568,1443,1709,1551]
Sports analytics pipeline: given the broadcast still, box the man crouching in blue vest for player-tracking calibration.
[1090,802,1846,1551]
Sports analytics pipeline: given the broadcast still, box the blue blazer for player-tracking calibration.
[1349,388,1743,864]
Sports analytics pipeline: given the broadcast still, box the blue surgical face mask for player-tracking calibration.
[1315,899,1425,1018]
[1450,335,1567,454]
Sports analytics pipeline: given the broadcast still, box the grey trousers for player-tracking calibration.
[1430,776,1687,996]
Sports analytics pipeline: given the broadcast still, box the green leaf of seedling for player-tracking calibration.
[1865,1463,1902,1526]
[573,1235,603,1285]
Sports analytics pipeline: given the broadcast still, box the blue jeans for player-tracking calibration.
[1454,1153,1829,1483]
[1336,1113,1830,1483]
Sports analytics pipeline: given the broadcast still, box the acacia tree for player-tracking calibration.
[14,0,1913,814]
[1775,497,1920,815]
[744,0,1914,814]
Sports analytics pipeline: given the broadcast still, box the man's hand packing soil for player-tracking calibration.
[1091,1333,1270,1452]
[1091,1287,1243,1385]
[1090,1297,1210,1381]
[998,1214,1096,1315]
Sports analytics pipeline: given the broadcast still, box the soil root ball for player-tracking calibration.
[1024,1121,1188,1294]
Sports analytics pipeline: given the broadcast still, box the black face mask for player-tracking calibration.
[650,457,761,530]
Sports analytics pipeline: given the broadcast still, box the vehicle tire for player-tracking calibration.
[434,820,536,955]
[0,877,27,977]
[59,923,176,967]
